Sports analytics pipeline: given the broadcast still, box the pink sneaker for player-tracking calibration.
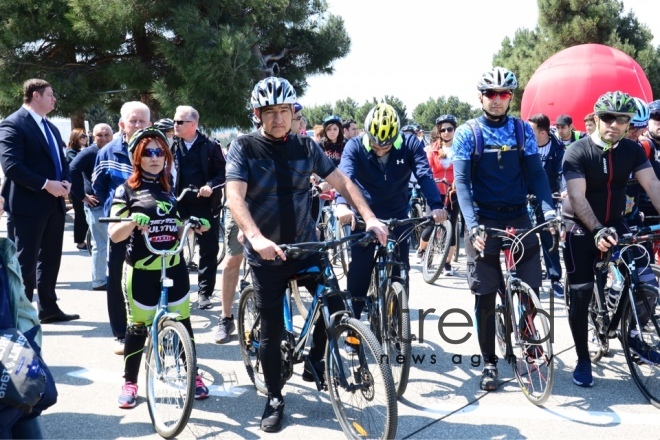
[118,382,138,408]
[195,375,209,400]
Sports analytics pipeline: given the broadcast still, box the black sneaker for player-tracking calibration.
[214,316,236,344]
[480,365,499,391]
[302,359,325,386]
[261,396,285,432]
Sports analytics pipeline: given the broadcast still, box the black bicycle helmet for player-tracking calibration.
[154,118,174,131]
[323,114,342,128]
[435,114,458,127]
[401,124,417,134]
[128,128,169,154]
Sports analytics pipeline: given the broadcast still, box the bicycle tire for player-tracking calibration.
[453,211,463,263]
[367,272,381,344]
[507,282,554,406]
[291,281,313,321]
[422,221,452,284]
[494,289,510,360]
[85,229,92,256]
[237,286,268,394]
[409,203,424,250]
[621,284,660,408]
[651,263,660,285]
[217,220,226,265]
[564,273,609,362]
[385,281,411,397]
[336,222,351,276]
[325,317,397,440]
[182,229,198,272]
[145,319,196,439]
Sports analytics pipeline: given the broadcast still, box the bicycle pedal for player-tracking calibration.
[411,334,417,341]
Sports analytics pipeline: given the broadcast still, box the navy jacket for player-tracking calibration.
[92,136,132,216]
[69,144,99,202]
[337,133,443,219]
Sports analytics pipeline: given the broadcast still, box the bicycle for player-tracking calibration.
[564,225,660,407]
[362,215,435,397]
[313,186,351,275]
[100,216,204,438]
[178,186,227,272]
[408,182,426,250]
[421,178,455,283]
[237,233,398,439]
[476,219,559,405]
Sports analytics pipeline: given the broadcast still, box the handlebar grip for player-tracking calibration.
[99,217,128,223]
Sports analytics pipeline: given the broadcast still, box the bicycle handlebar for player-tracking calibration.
[99,217,204,256]
[278,232,370,259]
[176,185,199,202]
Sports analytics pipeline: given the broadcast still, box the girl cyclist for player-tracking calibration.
[108,128,210,408]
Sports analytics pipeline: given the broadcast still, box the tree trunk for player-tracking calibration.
[70,110,85,129]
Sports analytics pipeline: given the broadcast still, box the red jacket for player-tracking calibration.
[427,141,454,195]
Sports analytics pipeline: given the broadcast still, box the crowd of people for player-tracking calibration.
[1,66,660,435]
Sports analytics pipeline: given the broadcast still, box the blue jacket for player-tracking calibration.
[337,133,443,219]
[92,137,132,216]
[540,134,564,195]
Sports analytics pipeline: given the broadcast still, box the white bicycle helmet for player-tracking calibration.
[631,97,650,128]
[477,67,518,91]
[250,77,297,109]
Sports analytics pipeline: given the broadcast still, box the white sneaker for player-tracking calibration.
[114,338,125,356]
[416,250,424,264]
[443,265,454,276]
[198,294,212,309]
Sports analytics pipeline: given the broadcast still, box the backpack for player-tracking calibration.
[466,117,526,171]
[639,137,654,160]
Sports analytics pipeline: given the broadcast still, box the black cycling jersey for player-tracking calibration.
[563,136,650,226]
[110,179,182,269]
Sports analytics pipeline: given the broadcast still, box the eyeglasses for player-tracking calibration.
[142,148,164,158]
[80,134,88,138]
[439,127,454,133]
[482,90,513,100]
[598,113,631,125]
[650,112,660,122]
[174,120,193,126]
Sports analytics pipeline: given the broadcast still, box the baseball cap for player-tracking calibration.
[555,114,573,126]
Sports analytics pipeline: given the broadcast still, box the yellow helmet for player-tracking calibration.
[365,103,400,146]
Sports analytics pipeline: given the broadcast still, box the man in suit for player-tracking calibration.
[172,105,226,309]
[0,78,80,323]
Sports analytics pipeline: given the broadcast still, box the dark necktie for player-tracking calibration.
[41,118,62,180]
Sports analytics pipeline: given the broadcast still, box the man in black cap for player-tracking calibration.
[555,114,585,147]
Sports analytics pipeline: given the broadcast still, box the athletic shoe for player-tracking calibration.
[195,375,209,400]
[261,396,285,432]
[302,359,325,386]
[480,365,499,391]
[114,337,125,356]
[552,281,564,299]
[416,249,424,264]
[214,316,236,344]
[198,294,212,310]
[573,359,594,387]
[118,382,138,408]
[443,263,454,276]
[628,333,660,364]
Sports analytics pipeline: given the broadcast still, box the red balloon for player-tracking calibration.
[521,44,653,132]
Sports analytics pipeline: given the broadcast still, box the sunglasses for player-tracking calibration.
[439,127,454,133]
[482,90,512,100]
[80,134,88,138]
[598,113,631,125]
[650,112,660,122]
[173,120,193,126]
[142,148,165,158]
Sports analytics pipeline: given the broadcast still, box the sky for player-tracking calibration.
[301,0,660,116]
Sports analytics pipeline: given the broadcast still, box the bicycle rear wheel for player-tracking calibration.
[508,282,554,406]
[385,281,411,397]
[85,229,92,256]
[621,284,660,408]
[291,281,313,321]
[336,222,351,276]
[237,286,268,394]
[145,319,196,439]
[453,211,463,262]
[217,219,226,265]
[422,221,451,284]
[565,273,608,362]
[326,317,397,440]
[182,229,198,272]
[409,203,424,250]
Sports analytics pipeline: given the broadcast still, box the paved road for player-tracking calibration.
[13,215,660,439]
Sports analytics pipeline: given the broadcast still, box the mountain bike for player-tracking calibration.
[476,218,559,405]
[237,233,398,439]
[100,216,205,438]
[313,186,351,276]
[362,216,435,397]
[408,182,426,250]
[565,225,660,407]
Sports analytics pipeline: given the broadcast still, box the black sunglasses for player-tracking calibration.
[439,127,454,133]
[598,113,631,125]
[173,120,193,126]
[142,148,164,158]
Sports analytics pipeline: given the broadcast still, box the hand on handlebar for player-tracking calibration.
[252,235,286,261]
[594,227,617,252]
[189,216,211,234]
[365,218,388,246]
[132,213,151,231]
[335,204,356,230]
[469,226,486,253]
[431,208,448,224]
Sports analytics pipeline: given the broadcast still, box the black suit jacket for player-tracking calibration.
[0,107,70,216]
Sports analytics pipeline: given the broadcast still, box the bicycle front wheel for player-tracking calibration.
[621,284,660,408]
[508,282,554,406]
[182,228,198,272]
[217,219,226,265]
[422,221,451,284]
[326,317,397,440]
[385,281,411,397]
[453,211,463,262]
[237,286,268,394]
[145,319,196,439]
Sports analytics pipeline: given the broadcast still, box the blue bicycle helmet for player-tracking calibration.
[648,99,660,115]
[323,114,342,128]
[435,114,458,127]
[631,97,650,128]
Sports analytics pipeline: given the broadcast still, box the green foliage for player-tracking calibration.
[412,96,481,130]
[0,0,350,129]
[492,0,660,112]
[303,95,412,128]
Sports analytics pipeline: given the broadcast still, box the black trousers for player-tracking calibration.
[108,239,128,339]
[9,210,65,317]
[178,203,219,297]
[71,197,88,244]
